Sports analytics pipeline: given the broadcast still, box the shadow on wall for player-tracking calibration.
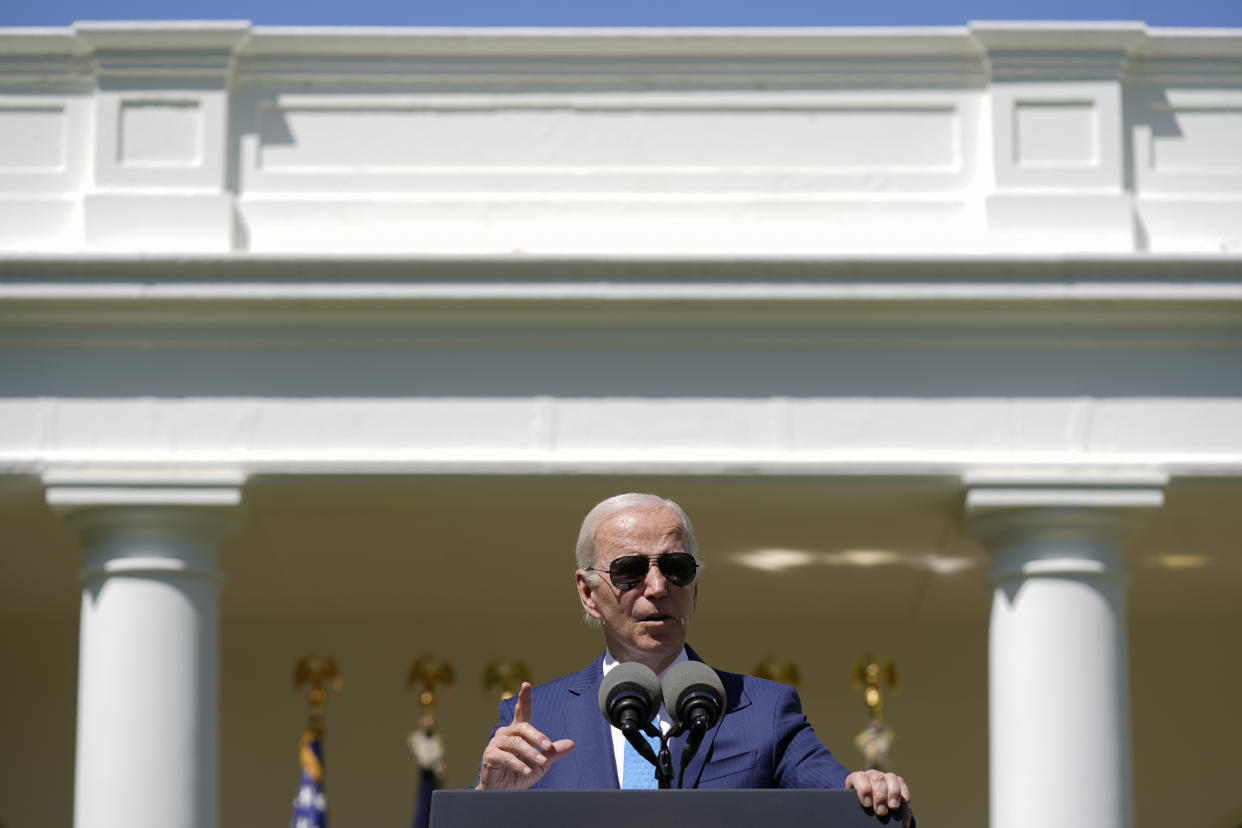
[1123,87,1186,253]
[4,343,1241,399]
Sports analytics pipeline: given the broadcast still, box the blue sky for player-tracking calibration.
[4,0,1241,28]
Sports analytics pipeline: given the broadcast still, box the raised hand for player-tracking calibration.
[475,682,576,790]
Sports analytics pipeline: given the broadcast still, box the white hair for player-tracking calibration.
[575,492,698,580]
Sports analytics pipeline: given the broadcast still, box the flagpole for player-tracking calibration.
[407,654,453,828]
[291,653,342,828]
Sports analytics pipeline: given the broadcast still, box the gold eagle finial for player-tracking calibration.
[407,653,455,718]
[851,653,898,722]
[294,652,342,725]
[753,654,803,689]
[482,657,532,701]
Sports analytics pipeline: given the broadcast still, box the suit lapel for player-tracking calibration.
[567,647,745,789]
[565,655,618,789]
[675,646,749,789]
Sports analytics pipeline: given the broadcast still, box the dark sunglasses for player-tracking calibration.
[586,553,700,591]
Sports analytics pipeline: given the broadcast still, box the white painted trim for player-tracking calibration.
[3,283,1242,305]
[4,280,1242,302]
[45,485,244,507]
[10,450,1242,478]
[964,487,1166,510]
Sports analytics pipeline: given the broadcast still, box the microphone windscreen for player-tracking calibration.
[661,661,725,728]
[598,662,661,726]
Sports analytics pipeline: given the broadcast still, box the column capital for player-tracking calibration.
[44,471,243,524]
[963,473,1166,584]
[43,472,245,584]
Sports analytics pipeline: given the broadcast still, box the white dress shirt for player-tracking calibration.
[600,647,689,787]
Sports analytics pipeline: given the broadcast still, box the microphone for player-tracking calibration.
[661,661,725,785]
[598,662,662,764]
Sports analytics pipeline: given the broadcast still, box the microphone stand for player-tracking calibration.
[618,720,700,789]
[648,721,678,790]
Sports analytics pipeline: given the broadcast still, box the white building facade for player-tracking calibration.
[1,22,1240,828]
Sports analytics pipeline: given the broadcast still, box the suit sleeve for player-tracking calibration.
[475,696,518,785]
[770,683,851,789]
[493,695,516,730]
[482,695,519,747]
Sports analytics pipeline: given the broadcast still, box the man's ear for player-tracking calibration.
[576,571,602,620]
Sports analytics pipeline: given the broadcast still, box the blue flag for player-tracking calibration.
[291,728,328,828]
[408,726,445,828]
[412,766,436,828]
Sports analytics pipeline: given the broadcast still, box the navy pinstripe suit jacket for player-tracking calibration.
[487,648,851,790]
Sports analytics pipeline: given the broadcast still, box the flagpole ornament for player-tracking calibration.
[294,652,343,728]
[753,654,802,689]
[851,653,898,771]
[407,653,455,720]
[482,657,531,701]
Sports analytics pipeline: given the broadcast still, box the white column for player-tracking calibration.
[46,480,242,828]
[965,478,1163,828]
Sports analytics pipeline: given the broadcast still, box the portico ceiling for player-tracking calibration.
[4,473,1239,621]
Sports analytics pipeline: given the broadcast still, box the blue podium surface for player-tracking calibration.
[431,789,904,828]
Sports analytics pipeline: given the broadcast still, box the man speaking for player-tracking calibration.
[475,493,913,825]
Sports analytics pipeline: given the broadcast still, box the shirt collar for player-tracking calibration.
[601,646,689,682]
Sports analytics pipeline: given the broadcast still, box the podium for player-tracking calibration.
[430,789,905,828]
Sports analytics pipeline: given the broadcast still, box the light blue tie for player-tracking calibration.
[621,721,662,789]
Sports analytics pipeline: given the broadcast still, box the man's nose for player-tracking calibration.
[643,560,668,595]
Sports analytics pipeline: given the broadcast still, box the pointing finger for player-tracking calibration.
[511,682,533,725]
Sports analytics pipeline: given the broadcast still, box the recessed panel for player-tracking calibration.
[0,106,66,172]
[119,100,202,167]
[1014,101,1097,167]
[257,104,959,173]
[1150,107,1242,172]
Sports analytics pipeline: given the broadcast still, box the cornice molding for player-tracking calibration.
[11,452,1242,483]
[233,55,987,89]
[3,250,1242,275]
[0,30,93,85]
[0,29,90,56]
[968,21,1148,52]
[1,23,1239,89]
[74,21,250,82]
[242,26,982,59]
[3,255,1240,327]
[233,27,987,88]
[1138,28,1242,57]
[970,22,1147,82]
[71,20,252,52]
[1126,29,1242,85]
[2,251,1241,290]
